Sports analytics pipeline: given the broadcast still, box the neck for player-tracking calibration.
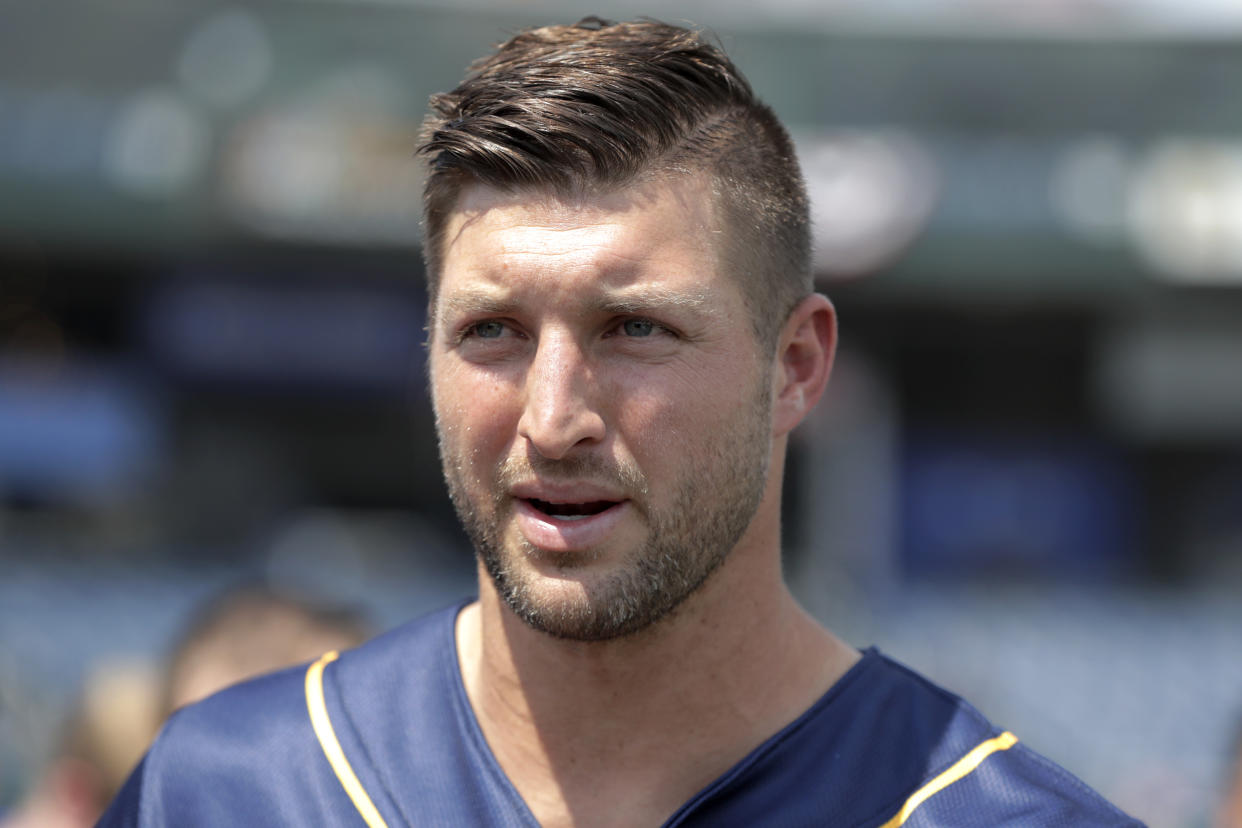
[455,477,859,827]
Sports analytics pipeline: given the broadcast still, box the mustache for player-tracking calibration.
[496,450,649,498]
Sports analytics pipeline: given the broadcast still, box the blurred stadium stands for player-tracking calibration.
[3,1,1242,824]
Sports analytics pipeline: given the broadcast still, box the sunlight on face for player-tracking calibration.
[430,176,775,640]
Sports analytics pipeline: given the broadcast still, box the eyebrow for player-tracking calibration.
[592,287,712,316]
[437,286,715,321]
[436,291,516,322]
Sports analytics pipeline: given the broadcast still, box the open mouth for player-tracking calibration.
[513,494,629,550]
[527,498,618,521]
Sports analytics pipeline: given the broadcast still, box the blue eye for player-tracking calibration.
[622,318,655,337]
[473,320,505,339]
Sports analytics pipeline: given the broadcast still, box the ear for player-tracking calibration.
[771,293,837,437]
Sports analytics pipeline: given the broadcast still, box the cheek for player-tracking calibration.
[614,382,710,462]
[625,356,752,424]
[615,361,769,466]
[432,363,521,459]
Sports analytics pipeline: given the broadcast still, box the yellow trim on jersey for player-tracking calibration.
[305,651,390,828]
[878,731,1019,828]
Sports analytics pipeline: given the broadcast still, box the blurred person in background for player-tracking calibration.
[0,663,158,828]
[1,585,369,828]
[98,17,1141,827]
[159,584,372,715]
[1219,718,1242,828]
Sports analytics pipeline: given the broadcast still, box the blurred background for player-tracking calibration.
[3,0,1242,824]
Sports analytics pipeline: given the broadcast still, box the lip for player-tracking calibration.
[513,497,630,553]
[510,480,626,503]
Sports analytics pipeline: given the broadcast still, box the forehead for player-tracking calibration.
[436,176,727,304]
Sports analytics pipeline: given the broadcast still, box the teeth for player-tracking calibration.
[554,513,589,521]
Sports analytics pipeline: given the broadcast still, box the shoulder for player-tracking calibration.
[96,602,468,828]
[96,660,354,827]
[865,654,1142,826]
[907,735,1143,827]
[678,650,1142,827]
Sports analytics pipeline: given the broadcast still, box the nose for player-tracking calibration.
[517,332,606,459]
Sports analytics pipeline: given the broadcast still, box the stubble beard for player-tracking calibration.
[437,383,773,642]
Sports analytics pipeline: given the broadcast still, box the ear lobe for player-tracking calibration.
[771,293,837,437]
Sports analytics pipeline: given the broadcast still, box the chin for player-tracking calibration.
[484,539,721,643]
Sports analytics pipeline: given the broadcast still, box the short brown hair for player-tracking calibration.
[418,17,811,350]
[161,586,370,715]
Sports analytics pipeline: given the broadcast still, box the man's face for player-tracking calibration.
[429,175,776,641]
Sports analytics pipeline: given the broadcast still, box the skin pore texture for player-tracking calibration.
[429,174,860,827]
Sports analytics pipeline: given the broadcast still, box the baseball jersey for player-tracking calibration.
[97,601,1142,827]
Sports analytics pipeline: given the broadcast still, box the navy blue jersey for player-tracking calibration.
[98,602,1141,827]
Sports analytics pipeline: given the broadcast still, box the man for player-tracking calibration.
[98,18,1140,827]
